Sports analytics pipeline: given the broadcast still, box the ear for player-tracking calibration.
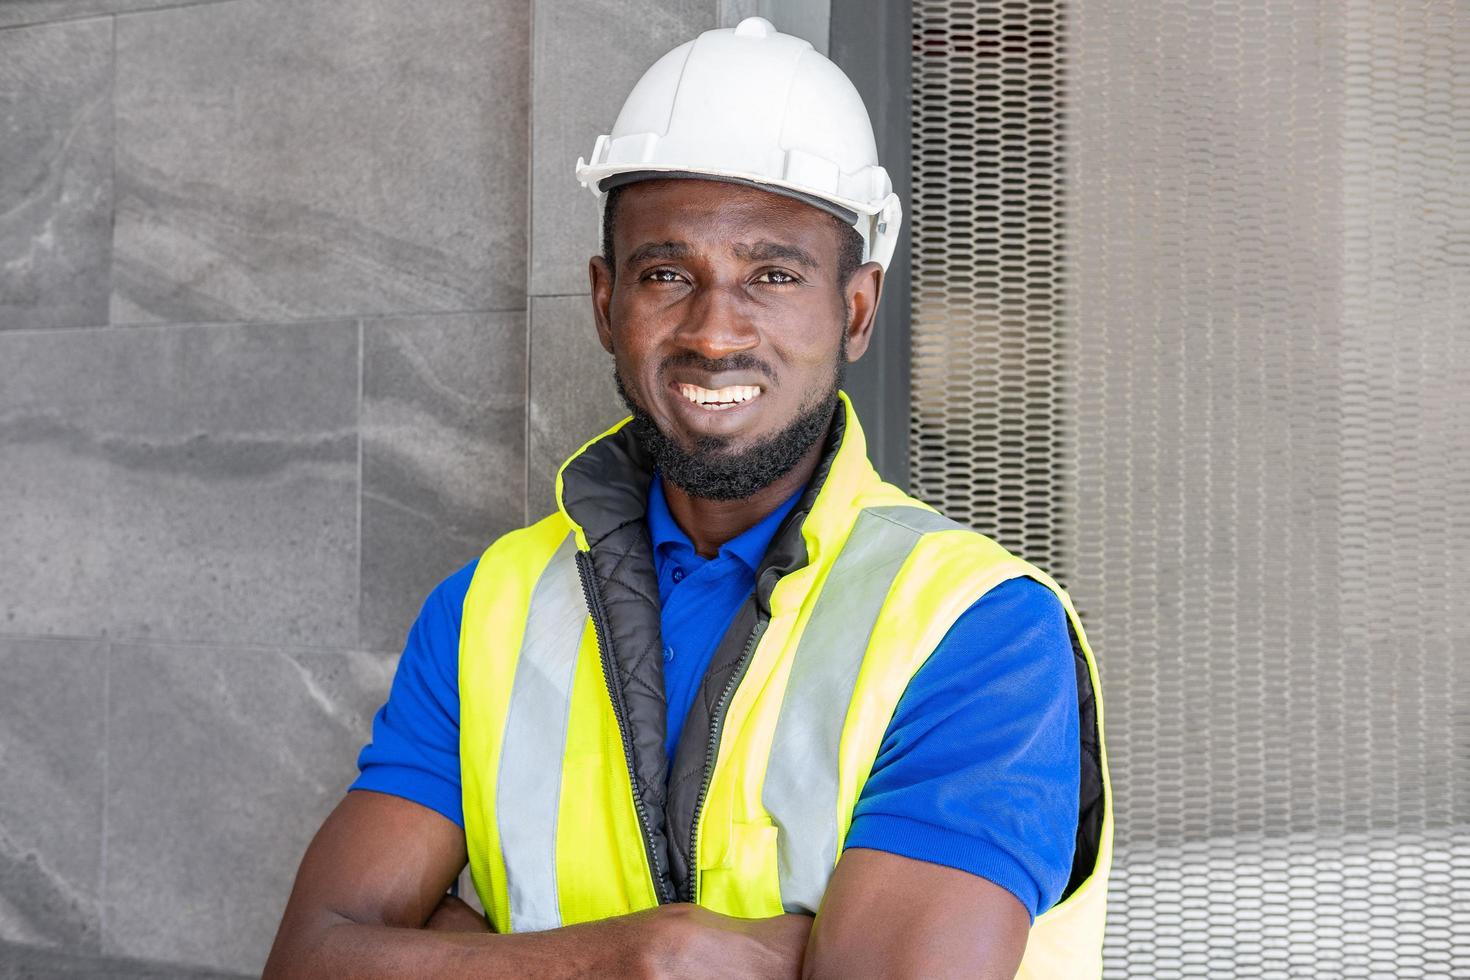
[842,261,884,363]
[589,255,615,355]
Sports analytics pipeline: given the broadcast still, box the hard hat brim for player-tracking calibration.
[597,170,860,226]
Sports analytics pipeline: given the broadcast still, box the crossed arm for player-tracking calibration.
[263,790,1029,979]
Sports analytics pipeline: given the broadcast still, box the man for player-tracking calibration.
[266,18,1110,979]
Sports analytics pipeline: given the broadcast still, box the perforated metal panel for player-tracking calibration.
[911,0,1068,565]
[909,1,1470,976]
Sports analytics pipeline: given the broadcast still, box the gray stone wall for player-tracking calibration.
[0,0,536,973]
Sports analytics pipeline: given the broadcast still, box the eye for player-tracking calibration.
[755,268,801,285]
[642,267,687,284]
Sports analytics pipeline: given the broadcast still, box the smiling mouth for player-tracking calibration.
[675,382,764,411]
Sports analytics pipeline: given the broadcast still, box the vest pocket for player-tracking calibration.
[698,819,784,919]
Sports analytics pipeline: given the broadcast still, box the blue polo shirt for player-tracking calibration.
[351,473,1081,921]
[645,472,804,763]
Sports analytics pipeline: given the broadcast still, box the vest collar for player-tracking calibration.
[554,389,881,569]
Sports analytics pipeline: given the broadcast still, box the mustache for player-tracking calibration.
[657,351,775,383]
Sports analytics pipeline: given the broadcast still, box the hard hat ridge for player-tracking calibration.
[575,16,902,270]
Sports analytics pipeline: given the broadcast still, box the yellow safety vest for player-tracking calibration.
[460,392,1112,978]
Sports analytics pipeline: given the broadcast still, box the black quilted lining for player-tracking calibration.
[1061,616,1106,902]
[560,429,674,898]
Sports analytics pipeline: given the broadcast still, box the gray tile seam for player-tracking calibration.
[1,308,530,336]
[355,318,364,653]
[523,0,534,530]
[0,11,108,33]
[0,0,237,33]
[110,0,241,20]
[106,14,117,330]
[524,0,536,530]
[0,628,380,657]
[0,630,110,646]
[523,306,533,527]
[99,637,110,953]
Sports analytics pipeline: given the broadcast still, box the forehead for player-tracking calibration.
[613,178,840,260]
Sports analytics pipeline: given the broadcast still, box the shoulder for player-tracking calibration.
[471,510,576,580]
[906,574,1076,711]
[348,558,481,825]
[426,556,480,630]
[376,553,485,699]
[854,498,1071,657]
[962,574,1070,635]
[856,497,1033,584]
[395,556,481,694]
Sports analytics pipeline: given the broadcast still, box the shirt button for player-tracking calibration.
[663,644,675,663]
[671,567,685,583]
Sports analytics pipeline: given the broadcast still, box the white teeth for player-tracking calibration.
[677,383,763,407]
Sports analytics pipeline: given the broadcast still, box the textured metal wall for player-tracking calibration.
[909,1,1469,976]
[911,0,1069,563]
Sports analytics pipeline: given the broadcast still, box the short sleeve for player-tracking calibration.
[843,575,1081,922]
[348,558,478,828]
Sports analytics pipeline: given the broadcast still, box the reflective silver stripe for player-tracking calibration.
[762,506,968,913]
[497,533,583,932]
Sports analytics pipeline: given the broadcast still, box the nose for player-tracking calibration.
[675,280,760,361]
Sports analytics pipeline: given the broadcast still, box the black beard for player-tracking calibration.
[615,352,845,502]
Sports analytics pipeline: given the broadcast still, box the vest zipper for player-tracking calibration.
[686,618,768,902]
[573,549,674,905]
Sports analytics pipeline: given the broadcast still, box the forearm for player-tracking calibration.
[264,906,653,980]
[264,902,811,980]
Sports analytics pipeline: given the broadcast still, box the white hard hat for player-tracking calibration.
[575,16,902,271]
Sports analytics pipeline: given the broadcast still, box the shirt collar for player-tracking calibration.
[646,470,805,571]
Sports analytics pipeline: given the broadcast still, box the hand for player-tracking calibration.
[642,903,812,980]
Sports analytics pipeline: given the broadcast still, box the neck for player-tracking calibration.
[661,433,827,559]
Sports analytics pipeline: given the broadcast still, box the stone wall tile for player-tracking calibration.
[526,294,624,517]
[0,321,359,646]
[111,0,530,324]
[0,1,232,30]
[529,0,715,296]
[103,640,393,973]
[0,17,113,330]
[360,311,527,653]
[0,637,106,954]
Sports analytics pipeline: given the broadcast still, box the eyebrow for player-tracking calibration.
[625,241,692,267]
[624,238,820,272]
[732,240,818,270]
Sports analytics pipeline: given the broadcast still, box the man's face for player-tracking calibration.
[589,178,877,500]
